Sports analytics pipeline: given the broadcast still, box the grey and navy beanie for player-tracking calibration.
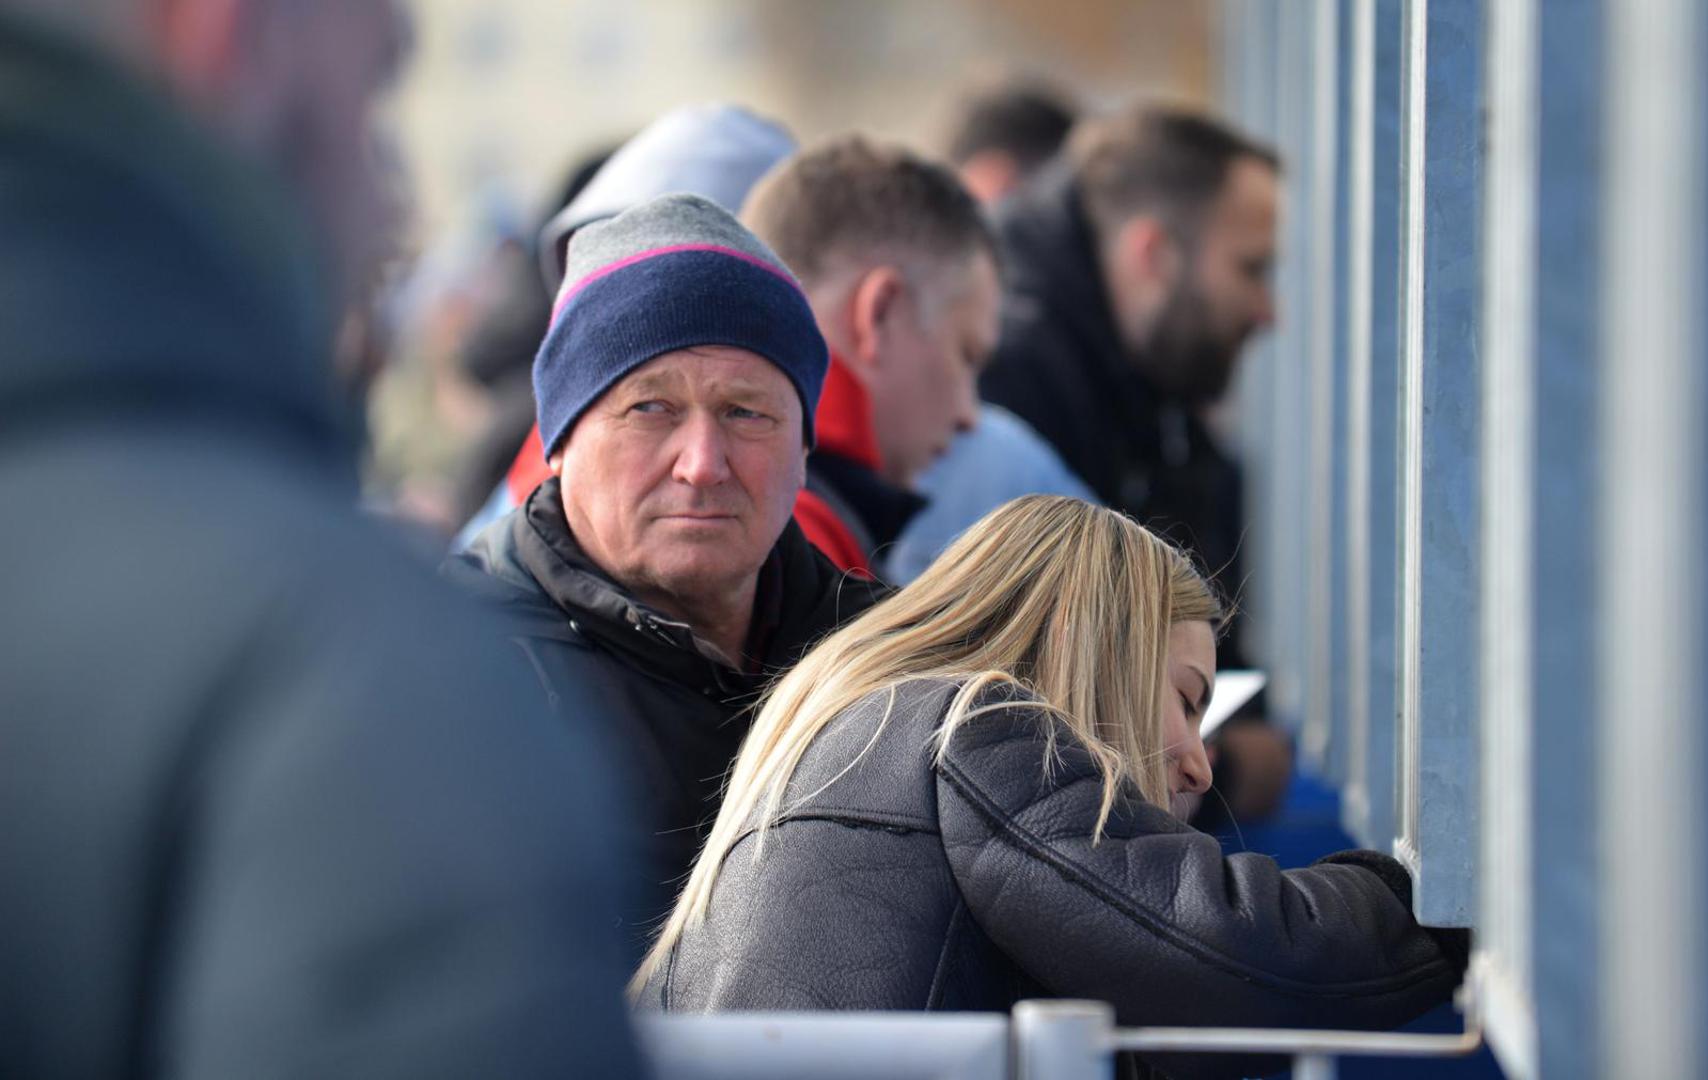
[533,192,828,459]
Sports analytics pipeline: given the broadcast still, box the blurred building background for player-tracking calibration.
[391,0,1212,240]
[367,0,1217,520]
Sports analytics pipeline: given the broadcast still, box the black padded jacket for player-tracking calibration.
[445,478,885,955]
[643,678,1463,1078]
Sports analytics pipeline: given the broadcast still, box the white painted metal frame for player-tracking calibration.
[1302,0,1343,774]
[1600,0,1704,1075]
[1340,0,1406,853]
[1476,0,1539,1073]
[637,999,1484,1080]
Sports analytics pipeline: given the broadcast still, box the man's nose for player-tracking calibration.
[955,373,980,434]
[1178,737,1213,796]
[1253,286,1278,330]
[671,413,733,487]
[955,398,979,435]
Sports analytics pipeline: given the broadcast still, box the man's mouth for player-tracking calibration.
[657,512,739,523]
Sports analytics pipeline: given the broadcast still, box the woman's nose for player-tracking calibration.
[1177,738,1213,796]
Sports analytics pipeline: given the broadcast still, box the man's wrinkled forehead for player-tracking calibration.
[605,349,798,405]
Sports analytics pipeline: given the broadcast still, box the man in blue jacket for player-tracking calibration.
[0,3,644,1077]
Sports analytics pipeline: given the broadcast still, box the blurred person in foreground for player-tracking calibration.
[740,135,1000,578]
[444,193,884,955]
[456,103,797,545]
[979,105,1290,823]
[0,2,643,1077]
[637,497,1464,1080]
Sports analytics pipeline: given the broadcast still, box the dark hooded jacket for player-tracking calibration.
[0,17,642,1079]
[645,678,1465,1079]
[981,163,1246,656]
[446,478,885,951]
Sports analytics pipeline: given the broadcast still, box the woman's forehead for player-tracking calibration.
[1167,620,1217,666]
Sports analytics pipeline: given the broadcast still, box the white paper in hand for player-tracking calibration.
[1202,670,1266,739]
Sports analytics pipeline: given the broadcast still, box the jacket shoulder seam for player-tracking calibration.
[778,807,939,834]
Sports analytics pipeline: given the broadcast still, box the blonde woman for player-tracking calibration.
[636,497,1463,1069]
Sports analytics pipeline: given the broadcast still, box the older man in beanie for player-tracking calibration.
[448,193,884,953]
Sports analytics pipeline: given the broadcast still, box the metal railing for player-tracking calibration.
[637,993,1484,1080]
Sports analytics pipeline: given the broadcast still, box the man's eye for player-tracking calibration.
[728,405,770,421]
[630,400,668,414]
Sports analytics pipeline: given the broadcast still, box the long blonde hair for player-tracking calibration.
[634,495,1222,991]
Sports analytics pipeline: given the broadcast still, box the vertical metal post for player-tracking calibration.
[1292,1053,1339,1080]
[1600,0,1705,1076]
[1477,0,1541,1075]
[1012,1000,1114,1080]
[1341,0,1405,852]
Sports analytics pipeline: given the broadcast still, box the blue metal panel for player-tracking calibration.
[1525,6,1601,1077]
[1394,0,1484,928]
[1346,0,1406,853]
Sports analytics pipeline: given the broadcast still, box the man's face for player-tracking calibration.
[555,347,807,611]
[244,0,410,300]
[866,250,1001,488]
[1148,156,1278,403]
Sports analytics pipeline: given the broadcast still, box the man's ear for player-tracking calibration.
[548,449,565,475]
[847,265,905,372]
[146,0,249,102]
[1117,215,1181,294]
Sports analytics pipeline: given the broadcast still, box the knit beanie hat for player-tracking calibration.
[532,193,829,458]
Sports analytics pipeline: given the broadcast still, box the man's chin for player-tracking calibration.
[644,547,764,592]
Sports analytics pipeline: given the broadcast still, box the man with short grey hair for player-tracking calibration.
[740,134,1001,576]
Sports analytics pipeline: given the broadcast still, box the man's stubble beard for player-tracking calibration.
[1140,278,1246,405]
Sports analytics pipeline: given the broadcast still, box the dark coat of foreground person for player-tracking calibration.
[446,477,883,952]
[643,678,1465,1079]
[0,17,643,1079]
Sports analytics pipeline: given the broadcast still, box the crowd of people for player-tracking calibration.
[0,2,1467,1078]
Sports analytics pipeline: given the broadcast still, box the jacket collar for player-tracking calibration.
[813,354,882,470]
[466,478,879,694]
[809,353,926,552]
[0,13,355,476]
